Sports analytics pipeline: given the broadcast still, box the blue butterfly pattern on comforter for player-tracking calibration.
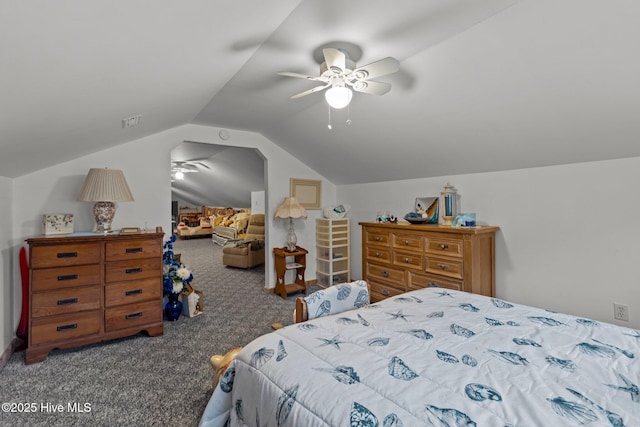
[200,288,640,426]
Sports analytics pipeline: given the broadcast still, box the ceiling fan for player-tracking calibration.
[171,160,209,180]
[278,46,400,109]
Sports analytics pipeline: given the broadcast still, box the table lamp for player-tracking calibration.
[274,197,307,251]
[78,168,134,232]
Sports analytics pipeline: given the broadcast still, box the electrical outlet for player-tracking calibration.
[614,303,629,321]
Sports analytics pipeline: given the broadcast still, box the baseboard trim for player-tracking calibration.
[0,338,24,371]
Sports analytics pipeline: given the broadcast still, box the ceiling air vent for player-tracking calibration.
[121,114,142,128]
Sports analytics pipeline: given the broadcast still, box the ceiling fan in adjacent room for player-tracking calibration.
[277,42,400,110]
[171,160,209,181]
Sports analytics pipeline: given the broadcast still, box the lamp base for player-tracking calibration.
[441,216,454,226]
[93,201,116,232]
[285,218,297,251]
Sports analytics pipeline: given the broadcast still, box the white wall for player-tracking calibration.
[9,124,336,347]
[1,177,14,354]
[340,156,640,329]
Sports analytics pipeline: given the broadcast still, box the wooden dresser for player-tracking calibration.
[26,231,164,364]
[360,222,499,302]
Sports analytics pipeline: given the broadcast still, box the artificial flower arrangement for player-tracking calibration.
[162,234,193,295]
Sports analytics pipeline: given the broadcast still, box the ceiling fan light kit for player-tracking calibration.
[325,85,352,109]
[171,160,209,181]
[278,44,399,111]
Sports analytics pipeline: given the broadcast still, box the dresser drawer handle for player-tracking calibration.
[375,237,382,241]
[403,240,410,245]
[437,264,449,270]
[125,312,143,320]
[403,257,412,263]
[57,297,78,305]
[57,274,78,281]
[381,288,390,296]
[125,267,143,274]
[125,289,143,296]
[126,247,143,253]
[375,252,382,257]
[428,282,441,288]
[56,323,77,332]
[57,251,78,258]
[381,270,390,277]
[439,244,449,250]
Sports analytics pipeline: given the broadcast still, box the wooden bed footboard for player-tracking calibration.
[209,347,243,387]
[294,297,309,323]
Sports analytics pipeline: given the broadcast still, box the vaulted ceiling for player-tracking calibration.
[170,142,264,208]
[3,1,640,185]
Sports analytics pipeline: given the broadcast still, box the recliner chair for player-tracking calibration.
[221,214,265,268]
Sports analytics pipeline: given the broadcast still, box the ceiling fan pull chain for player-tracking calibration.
[346,104,352,125]
[327,104,333,130]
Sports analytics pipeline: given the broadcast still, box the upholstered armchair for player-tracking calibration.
[221,214,265,269]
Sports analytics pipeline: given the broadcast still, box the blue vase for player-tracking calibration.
[164,293,182,321]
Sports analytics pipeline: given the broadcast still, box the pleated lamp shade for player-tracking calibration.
[78,168,134,202]
[78,168,134,232]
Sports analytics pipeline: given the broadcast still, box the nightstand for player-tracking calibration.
[273,246,307,299]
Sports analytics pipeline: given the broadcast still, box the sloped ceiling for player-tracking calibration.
[3,1,640,185]
[171,142,264,208]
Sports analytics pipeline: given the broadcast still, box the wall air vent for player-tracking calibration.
[121,114,142,128]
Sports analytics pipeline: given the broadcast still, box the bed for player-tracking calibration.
[199,287,640,426]
[211,210,251,245]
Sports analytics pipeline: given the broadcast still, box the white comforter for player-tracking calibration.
[200,288,640,426]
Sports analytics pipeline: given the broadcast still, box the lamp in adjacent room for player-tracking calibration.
[274,196,307,251]
[78,168,134,232]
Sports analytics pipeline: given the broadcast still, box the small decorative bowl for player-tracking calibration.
[404,213,436,224]
[324,204,350,219]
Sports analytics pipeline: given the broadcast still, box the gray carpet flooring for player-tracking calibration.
[0,238,313,426]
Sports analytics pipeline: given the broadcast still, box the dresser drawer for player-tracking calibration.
[105,258,161,283]
[105,277,162,308]
[408,271,462,292]
[31,264,101,292]
[31,285,101,318]
[365,230,390,246]
[106,238,162,261]
[365,246,391,263]
[369,279,405,302]
[31,311,101,345]
[30,243,102,268]
[366,262,405,285]
[425,256,463,280]
[105,300,162,332]
[425,236,463,258]
[392,233,423,252]
[392,250,423,270]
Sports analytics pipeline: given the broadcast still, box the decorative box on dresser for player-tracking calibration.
[360,222,499,302]
[26,231,164,364]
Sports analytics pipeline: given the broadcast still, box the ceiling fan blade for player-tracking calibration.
[290,83,331,99]
[171,161,199,172]
[194,161,210,169]
[322,48,346,73]
[277,71,325,82]
[350,80,392,96]
[353,57,400,80]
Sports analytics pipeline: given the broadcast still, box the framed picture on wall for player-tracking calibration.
[290,178,321,209]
